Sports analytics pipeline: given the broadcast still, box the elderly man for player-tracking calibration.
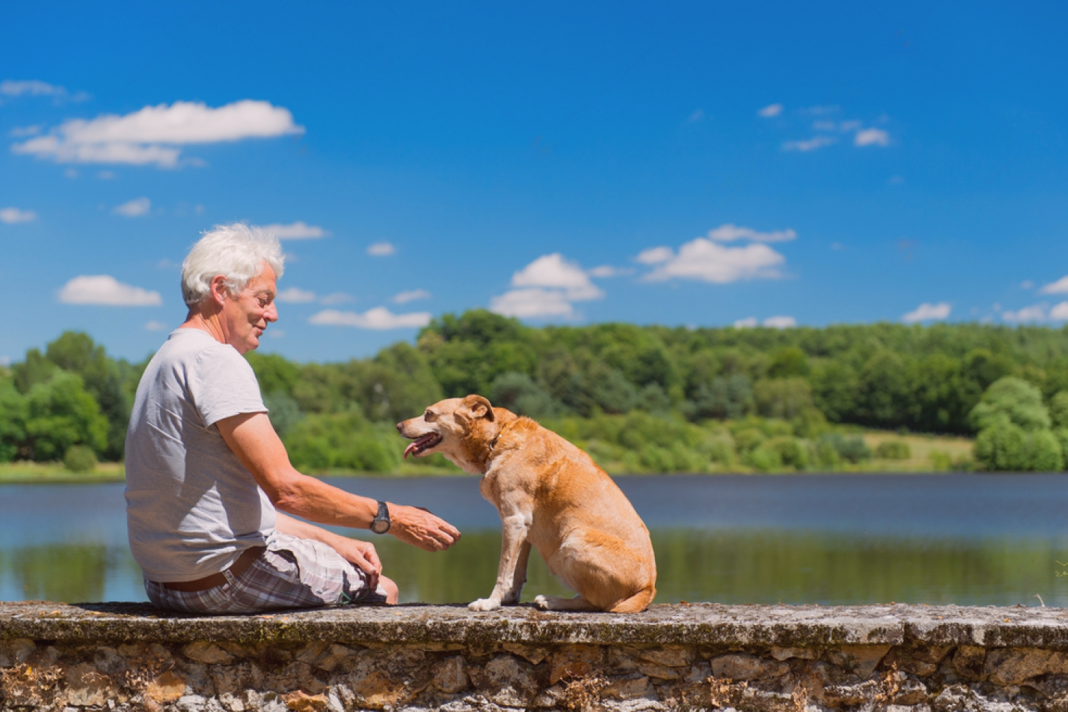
[125,223,460,614]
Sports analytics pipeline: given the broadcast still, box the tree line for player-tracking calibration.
[5,311,1068,472]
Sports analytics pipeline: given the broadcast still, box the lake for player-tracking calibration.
[3,473,1068,607]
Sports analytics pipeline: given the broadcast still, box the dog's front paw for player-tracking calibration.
[468,598,501,612]
[533,595,551,610]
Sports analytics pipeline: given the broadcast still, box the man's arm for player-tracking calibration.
[216,411,460,552]
[275,512,383,590]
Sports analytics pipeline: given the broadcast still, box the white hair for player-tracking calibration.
[181,223,285,308]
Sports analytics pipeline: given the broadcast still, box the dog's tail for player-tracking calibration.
[608,586,656,613]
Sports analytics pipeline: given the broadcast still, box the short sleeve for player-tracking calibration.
[187,344,268,427]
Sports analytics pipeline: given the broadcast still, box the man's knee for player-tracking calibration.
[381,575,399,605]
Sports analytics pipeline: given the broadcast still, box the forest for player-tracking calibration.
[3,310,1068,474]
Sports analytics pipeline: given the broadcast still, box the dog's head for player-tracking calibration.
[397,395,497,473]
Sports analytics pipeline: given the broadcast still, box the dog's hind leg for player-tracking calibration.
[533,594,600,612]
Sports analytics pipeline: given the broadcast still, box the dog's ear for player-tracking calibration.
[459,394,495,422]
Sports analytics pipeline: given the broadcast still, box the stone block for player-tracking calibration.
[550,645,606,684]
[432,655,469,694]
[471,654,539,707]
[629,646,693,668]
[602,673,653,700]
[282,691,330,712]
[985,647,1068,686]
[770,646,818,661]
[63,663,115,707]
[182,642,234,665]
[502,643,552,665]
[710,653,789,681]
[952,645,986,680]
[825,644,892,677]
[145,671,187,703]
[0,638,35,667]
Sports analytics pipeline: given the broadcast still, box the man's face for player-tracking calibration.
[221,264,278,354]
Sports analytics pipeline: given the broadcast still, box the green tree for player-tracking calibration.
[753,378,814,420]
[969,377,1051,432]
[0,377,27,462]
[24,371,108,461]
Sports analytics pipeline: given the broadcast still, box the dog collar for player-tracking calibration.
[487,420,516,453]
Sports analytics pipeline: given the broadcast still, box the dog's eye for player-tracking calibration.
[424,409,436,422]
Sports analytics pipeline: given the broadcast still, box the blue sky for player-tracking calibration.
[2,1,1067,364]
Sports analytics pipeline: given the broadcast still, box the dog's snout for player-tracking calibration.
[396,421,404,433]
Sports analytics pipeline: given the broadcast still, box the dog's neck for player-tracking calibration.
[477,416,518,473]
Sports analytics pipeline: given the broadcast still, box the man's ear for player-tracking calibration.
[459,394,495,422]
[209,274,231,305]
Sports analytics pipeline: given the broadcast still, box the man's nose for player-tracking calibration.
[265,302,279,322]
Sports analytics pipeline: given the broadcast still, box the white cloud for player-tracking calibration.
[309,307,431,329]
[588,265,634,278]
[320,292,354,305]
[58,275,163,306]
[1002,304,1047,322]
[491,288,576,318]
[1051,302,1068,320]
[636,246,675,265]
[0,80,72,97]
[763,315,797,329]
[11,100,303,168]
[113,197,150,217]
[276,287,317,303]
[801,105,840,115]
[855,128,890,147]
[758,103,783,118]
[64,168,78,179]
[1020,280,1035,290]
[257,221,327,240]
[783,136,836,152]
[367,241,396,256]
[734,315,795,328]
[145,320,169,331]
[686,109,705,123]
[0,207,37,223]
[642,238,786,284]
[1040,276,1068,294]
[706,223,797,243]
[9,125,42,137]
[510,253,604,301]
[394,289,431,304]
[902,302,951,323]
[97,170,115,180]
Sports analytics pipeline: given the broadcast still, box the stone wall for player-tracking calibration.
[4,602,1068,711]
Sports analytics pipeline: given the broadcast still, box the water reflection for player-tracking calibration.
[2,475,1068,607]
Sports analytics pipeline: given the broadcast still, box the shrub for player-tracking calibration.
[971,421,1062,471]
[970,377,1051,432]
[766,436,810,470]
[283,411,402,473]
[874,440,911,460]
[732,427,765,453]
[818,433,872,464]
[63,444,97,473]
[745,445,783,471]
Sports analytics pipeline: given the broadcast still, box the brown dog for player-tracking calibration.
[397,395,656,612]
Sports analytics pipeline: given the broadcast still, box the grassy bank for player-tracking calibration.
[0,428,977,484]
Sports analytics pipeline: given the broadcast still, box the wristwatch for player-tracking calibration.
[370,500,391,534]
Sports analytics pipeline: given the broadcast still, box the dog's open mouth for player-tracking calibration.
[403,432,443,459]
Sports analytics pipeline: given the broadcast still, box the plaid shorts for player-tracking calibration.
[144,533,389,614]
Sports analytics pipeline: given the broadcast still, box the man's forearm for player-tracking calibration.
[271,469,380,528]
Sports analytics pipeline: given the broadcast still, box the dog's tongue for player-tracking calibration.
[403,442,419,460]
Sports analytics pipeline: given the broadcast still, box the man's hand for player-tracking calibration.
[389,504,461,552]
[331,537,383,591]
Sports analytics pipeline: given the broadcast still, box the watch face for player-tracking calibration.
[371,518,390,534]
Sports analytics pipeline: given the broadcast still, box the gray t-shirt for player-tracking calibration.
[125,328,276,582]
